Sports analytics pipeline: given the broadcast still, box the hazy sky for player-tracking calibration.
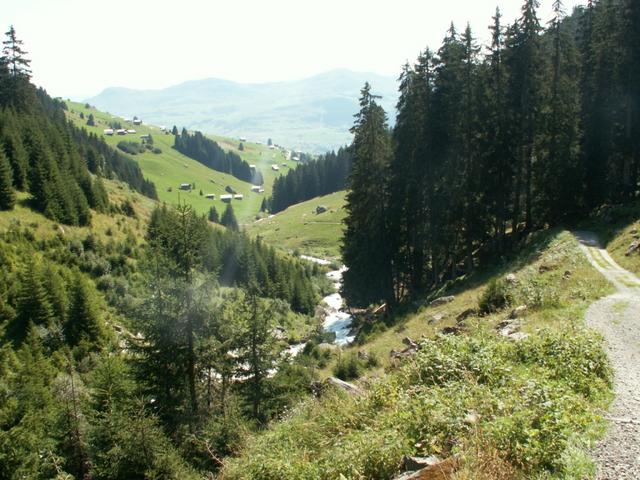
[4,0,584,99]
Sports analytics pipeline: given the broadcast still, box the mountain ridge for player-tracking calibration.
[86,69,398,153]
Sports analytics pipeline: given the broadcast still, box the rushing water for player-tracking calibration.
[301,256,354,345]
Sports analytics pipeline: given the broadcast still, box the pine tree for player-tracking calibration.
[1,26,31,78]
[221,203,239,231]
[65,271,106,348]
[9,260,55,343]
[0,26,33,109]
[0,147,16,210]
[208,205,220,223]
[342,83,394,307]
[86,113,95,126]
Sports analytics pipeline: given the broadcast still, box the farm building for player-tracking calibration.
[250,185,261,192]
[239,137,247,142]
[140,134,150,140]
[249,164,256,170]
[133,119,142,125]
[179,183,192,191]
[205,193,215,199]
[292,156,300,162]
[234,194,244,200]
[104,129,114,135]
[259,188,265,193]
[116,129,127,135]
[127,129,136,134]
[220,194,232,202]
[271,164,279,171]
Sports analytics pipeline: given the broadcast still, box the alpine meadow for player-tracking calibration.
[1,0,640,479]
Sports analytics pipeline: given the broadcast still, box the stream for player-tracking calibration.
[283,256,355,355]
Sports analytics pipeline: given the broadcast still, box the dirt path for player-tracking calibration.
[574,231,640,479]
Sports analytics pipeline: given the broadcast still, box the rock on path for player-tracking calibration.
[574,231,640,479]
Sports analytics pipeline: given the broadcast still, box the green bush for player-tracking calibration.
[116,141,144,155]
[332,352,362,380]
[478,278,513,313]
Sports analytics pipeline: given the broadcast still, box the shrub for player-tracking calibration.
[333,352,363,380]
[116,141,144,155]
[479,278,513,314]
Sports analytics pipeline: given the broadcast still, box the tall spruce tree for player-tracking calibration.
[0,147,15,210]
[221,203,239,231]
[342,83,394,307]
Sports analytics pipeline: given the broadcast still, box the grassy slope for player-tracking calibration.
[222,230,615,479]
[65,102,298,223]
[247,190,346,259]
[0,182,154,245]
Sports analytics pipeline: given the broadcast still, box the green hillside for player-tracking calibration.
[247,190,346,259]
[65,102,299,222]
[221,230,615,479]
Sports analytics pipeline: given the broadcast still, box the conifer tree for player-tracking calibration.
[208,205,220,223]
[342,83,394,307]
[10,260,55,343]
[86,113,95,126]
[221,203,239,231]
[65,271,106,348]
[0,147,16,210]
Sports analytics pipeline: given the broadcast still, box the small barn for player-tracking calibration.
[116,129,127,135]
[127,129,136,134]
[133,119,142,125]
[179,183,192,191]
[239,137,247,142]
[220,194,232,202]
[250,185,261,192]
[234,194,244,200]
[271,164,279,171]
[249,164,256,170]
[104,129,114,136]
[205,193,215,199]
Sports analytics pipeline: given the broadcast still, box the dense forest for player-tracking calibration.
[0,27,156,226]
[174,129,264,185]
[343,0,640,308]
[0,26,332,479]
[268,147,352,213]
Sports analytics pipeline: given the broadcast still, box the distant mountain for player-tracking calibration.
[86,70,398,153]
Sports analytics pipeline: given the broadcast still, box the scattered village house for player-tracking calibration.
[220,194,233,202]
[179,183,192,191]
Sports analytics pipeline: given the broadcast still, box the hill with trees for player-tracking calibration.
[268,148,352,213]
[342,0,640,309]
[174,128,264,184]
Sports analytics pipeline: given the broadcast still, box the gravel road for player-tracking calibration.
[574,231,640,479]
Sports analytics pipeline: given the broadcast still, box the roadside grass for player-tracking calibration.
[220,229,615,479]
[65,102,298,222]
[581,201,640,275]
[247,190,346,259]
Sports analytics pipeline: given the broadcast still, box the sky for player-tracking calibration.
[3,0,585,100]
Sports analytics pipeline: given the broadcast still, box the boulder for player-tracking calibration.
[625,240,639,256]
[505,273,517,284]
[456,308,476,323]
[563,270,572,280]
[401,456,441,472]
[508,305,527,319]
[430,295,455,307]
[538,264,553,273]
[441,325,463,335]
[325,377,360,395]
[429,312,446,324]
[393,456,459,480]
[402,336,419,350]
[315,205,327,214]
